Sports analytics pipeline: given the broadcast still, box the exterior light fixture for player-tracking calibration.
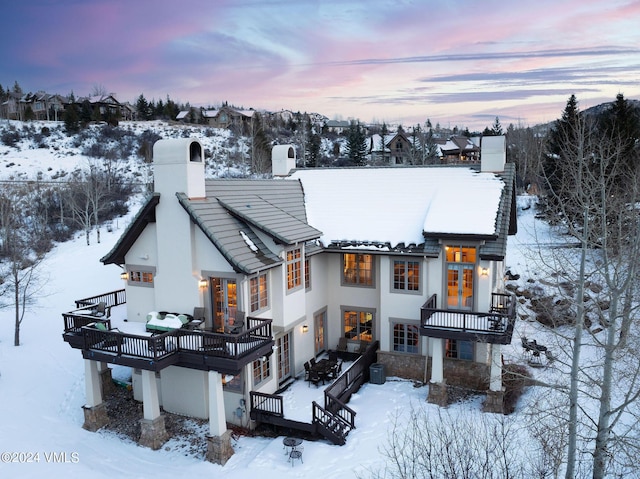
[198,279,208,288]
[480,267,489,277]
[120,271,128,280]
[302,324,309,334]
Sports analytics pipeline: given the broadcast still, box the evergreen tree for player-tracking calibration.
[63,103,80,134]
[597,93,640,178]
[136,94,151,120]
[304,118,321,167]
[346,120,367,166]
[410,124,423,164]
[12,81,23,96]
[379,122,389,164]
[544,95,582,206]
[491,116,503,135]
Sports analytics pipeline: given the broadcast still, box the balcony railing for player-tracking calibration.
[62,291,274,373]
[420,293,516,345]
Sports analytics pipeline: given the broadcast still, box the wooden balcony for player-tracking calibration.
[420,293,516,345]
[62,290,274,374]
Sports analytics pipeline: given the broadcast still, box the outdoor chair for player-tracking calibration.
[328,350,338,362]
[336,337,348,352]
[309,357,316,366]
[328,361,342,380]
[91,301,110,318]
[303,361,311,381]
[308,369,322,388]
[289,445,303,466]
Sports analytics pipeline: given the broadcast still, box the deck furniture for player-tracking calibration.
[289,445,303,466]
[283,436,302,456]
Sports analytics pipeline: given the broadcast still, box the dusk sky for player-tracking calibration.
[2,0,640,130]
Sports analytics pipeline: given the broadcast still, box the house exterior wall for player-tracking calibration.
[124,224,158,323]
[161,366,208,419]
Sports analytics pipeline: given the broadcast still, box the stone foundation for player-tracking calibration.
[427,381,448,407]
[376,352,490,390]
[82,403,109,432]
[482,390,505,414]
[139,416,168,450]
[206,430,234,465]
[100,368,117,397]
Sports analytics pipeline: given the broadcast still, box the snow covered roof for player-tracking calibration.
[288,166,506,248]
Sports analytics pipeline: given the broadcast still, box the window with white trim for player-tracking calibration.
[252,358,271,386]
[286,247,302,291]
[126,266,155,288]
[343,308,374,342]
[392,322,420,353]
[392,259,420,292]
[249,272,268,312]
[445,339,473,360]
[342,253,374,287]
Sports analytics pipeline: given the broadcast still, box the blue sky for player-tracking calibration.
[2,0,639,130]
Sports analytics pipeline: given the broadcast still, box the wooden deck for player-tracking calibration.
[420,292,516,345]
[62,290,274,374]
[250,341,379,445]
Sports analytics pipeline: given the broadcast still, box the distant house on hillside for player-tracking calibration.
[325,119,351,134]
[62,136,516,464]
[439,135,481,163]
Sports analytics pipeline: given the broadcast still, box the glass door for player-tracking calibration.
[445,246,476,310]
[314,310,327,355]
[276,333,291,384]
[211,278,237,331]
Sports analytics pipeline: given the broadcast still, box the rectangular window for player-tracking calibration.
[445,339,473,361]
[393,259,420,292]
[249,272,268,312]
[393,323,420,354]
[286,248,302,291]
[342,253,374,286]
[252,358,271,386]
[343,308,374,342]
[304,258,311,290]
[127,267,155,287]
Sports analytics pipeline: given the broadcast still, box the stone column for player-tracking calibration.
[82,359,109,431]
[483,344,504,413]
[206,370,234,465]
[427,338,448,406]
[98,362,116,397]
[138,369,167,450]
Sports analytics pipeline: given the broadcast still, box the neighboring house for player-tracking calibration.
[386,131,412,165]
[62,136,516,464]
[75,94,127,121]
[203,106,255,130]
[325,119,351,134]
[439,135,481,163]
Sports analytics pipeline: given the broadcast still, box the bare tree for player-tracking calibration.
[366,404,530,479]
[536,98,640,478]
[0,186,47,346]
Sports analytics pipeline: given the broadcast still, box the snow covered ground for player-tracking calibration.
[0,191,552,479]
[0,125,595,478]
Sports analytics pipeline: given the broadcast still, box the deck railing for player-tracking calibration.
[250,391,284,417]
[75,289,126,309]
[420,293,516,344]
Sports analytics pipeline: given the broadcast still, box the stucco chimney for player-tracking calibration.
[153,138,205,199]
[480,135,506,173]
[272,144,296,176]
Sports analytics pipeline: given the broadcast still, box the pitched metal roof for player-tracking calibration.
[176,193,281,274]
[218,195,321,245]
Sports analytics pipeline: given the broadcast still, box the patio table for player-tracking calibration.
[283,437,302,455]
